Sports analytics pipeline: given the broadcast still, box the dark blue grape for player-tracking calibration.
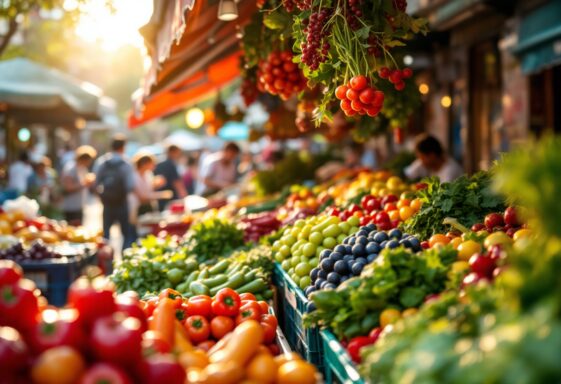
[356,230,368,237]
[334,260,349,274]
[315,278,325,289]
[367,253,378,262]
[324,283,336,290]
[365,242,382,254]
[334,244,347,254]
[387,239,399,249]
[305,286,316,297]
[310,268,319,281]
[318,269,327,279]
[352,243,366,256]
[343,254,355,262]
[374,232,389,243]
[320,249,332,260]
[356,236,368,246]
[320,258,334,272]
[330,252,344,262]
[388,228,402,239]
[327,272,341,284]
[351,261,365,275]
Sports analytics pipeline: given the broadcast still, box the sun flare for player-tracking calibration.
[72,0,153,51]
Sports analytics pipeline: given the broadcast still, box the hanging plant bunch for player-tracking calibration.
[289,0,428,121]
[257,50,307,100]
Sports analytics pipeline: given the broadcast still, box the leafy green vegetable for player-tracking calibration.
[185,218,245,264]
[305,245,457,339]
[402,172,505,239]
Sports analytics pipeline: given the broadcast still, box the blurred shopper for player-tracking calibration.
[27,157,57,205]
[198,142,240,196]
[316,142,366,182]
[405,134,463,183]
[61,146,97,225]
[8,152,33,194]
[129,154,172,235]
[154,144,187,211]
[182,156,198,195]
[95,135,135,249]
[238,151,256,177]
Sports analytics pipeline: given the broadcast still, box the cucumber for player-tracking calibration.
[243,270,257,283]
[237,279,268,294]
[227,263,242,274]
[189,281,210,296]
[198,268,209,279]
[209,272,246,295]
[209,260,230,275]
[262,289,274,299]
[200,274,228,288]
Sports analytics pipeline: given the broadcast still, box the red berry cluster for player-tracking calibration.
[367,35,383,57]
[335,75,384,117]
[301,9,332,70]
[241,78,259,107]
[378,67,413,91]
[393,0,407,12]
[282,0,295,12]
[345,0,363,30]
[258,51,307,100]
[283,0,311,11]
[256,0,266,8]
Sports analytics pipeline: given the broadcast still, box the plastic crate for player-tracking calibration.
[19,252,96,306]
[320,330,365,384]
[272,263,323,369]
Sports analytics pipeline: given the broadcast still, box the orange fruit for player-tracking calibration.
[247,353,277,383]
[31,346,85,384]
[396,199,410,209]
[274,352,301,368]
[450,237,462,250]
[429,234,450,248]
[380,308,401,328]
[410,198,422,211]
[388,210,400,221]
[384,203,397,212]
[399,206,414,221]
[277,360,317,384]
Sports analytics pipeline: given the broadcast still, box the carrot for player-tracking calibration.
[209,320,263,366]
[150,298,176,348]
[174,320,194,353]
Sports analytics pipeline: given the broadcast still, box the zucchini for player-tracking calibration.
[237,279,268,294]
[209,260,230,275]
[200,274,228,288]
[184,271,199,286]
[209,272,246,295]
[190,281,210,296]
[199,268,209,279]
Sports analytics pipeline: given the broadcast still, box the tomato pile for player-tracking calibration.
[335,75,384,117]
[258,50,307,100]
[142,288,279,353]
[378,66,413,91]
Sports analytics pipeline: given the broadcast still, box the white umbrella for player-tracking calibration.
[165,130,205,151]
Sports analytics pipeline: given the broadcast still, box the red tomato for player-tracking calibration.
[350,75,368,91]
[0,278,40,331]
[384,202,397,212]
[210,316,235,340]
[184,315,210,344]
[260,314,278,330]
[142,297,159,318]
[257,301,270,314]
[186,295,212,319]
[0,260,23,285]
[28,308,85,354]
[68,276,116,329]
[347,336,373,363]
[262,323,276,344]
[140,354,186,384]
[141,330,171,355]
[236,301,262,324]
[335,85,348,99]
[374,211,390,225]
[239,293,257,301]
[116,295,148,333]
[79,362,132,384]
[90,314,143,367]
[211,288,240,317]
[158,289,183,309]
[368,327,383,344]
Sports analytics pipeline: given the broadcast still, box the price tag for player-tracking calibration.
[284,286,297,309]
[25,271,48,291]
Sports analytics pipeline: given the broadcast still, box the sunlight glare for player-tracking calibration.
[73,0,153,51]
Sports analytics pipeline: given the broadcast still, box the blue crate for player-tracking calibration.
[320,330,365,384]
[19,252,96,306]
[272,263,323,369]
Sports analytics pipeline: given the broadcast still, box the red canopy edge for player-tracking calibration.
[128,51,241,128]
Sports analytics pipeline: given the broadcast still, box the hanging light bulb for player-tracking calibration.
[218,0,238,21]
[186,107,205,129]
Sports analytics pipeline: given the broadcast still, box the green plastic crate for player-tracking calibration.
[320,330,365,384]
[272,263,323,369]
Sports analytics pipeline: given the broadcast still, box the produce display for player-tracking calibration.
[238,211,281,243]
[184,218,245,264]
[0,261,320,384]
[0,241,63,261]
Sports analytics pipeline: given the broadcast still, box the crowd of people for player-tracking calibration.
[4,132,462,250]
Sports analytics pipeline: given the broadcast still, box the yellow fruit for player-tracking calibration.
[386,176,402,190]
[380,308,401,328]
[484,232,513,249]
[450,261,470,273]
[513,229,532,242]
[402,308,418,318]
[457,240,482,261]
[410,198,422,211]
[449,237,462,249]
[396,199,410,209]
[247,353,277,383]
[399,206,415,221]
[274,353,301,368]
[429,234,450,248]
[277,360,317,384]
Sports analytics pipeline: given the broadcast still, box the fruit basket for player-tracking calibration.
[272,262,323,369]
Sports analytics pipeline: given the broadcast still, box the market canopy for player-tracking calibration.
[128,0,258,128]
[0,58,102,123]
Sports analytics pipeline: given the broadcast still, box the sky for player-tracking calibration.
[70,0,154,51]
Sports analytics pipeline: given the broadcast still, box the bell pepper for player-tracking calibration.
[90,314,143,368]
[211,288,240,317]
[150,298,176,348]
[0,278,39,331]
[67,276,116,329]
[28,308,85,354]
[0,260,23,285]
[347,336,374,363]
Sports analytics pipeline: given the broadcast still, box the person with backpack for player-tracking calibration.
[94,135,135,250]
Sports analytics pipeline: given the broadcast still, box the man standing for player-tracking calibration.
[8,152,33,194]
[154,144,187,211]
[95,135,135,249]
[198,142,240,196]
[405,134,463,183]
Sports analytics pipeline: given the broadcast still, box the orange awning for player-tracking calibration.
[128,51,241,128]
